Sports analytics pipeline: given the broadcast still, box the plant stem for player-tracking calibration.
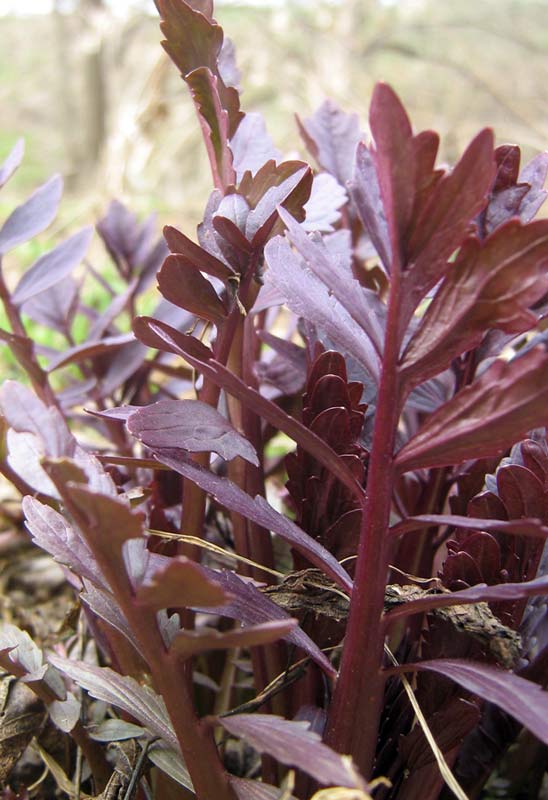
[324,269,403,778]
[89,556,236,800]
[0,261,58,407]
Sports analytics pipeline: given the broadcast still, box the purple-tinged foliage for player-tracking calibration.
[2,2,548,798]
[127,399,259,465]
[0,174,62,255]
[285,347,368,565]
[0,139,24,188]
[218,714,367,790]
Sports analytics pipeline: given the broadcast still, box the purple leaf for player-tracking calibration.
[0,623,66,700]
[278,207,385,356]
[395,349,548,472]
[96,200,163,278]
[401,219,548,387]
[135,556,230,610]
[170,619,297,657]
[46,333,135,372]
[230,112,280,180]
[349,141,392,271]
[195,567,335,675]
[230,777,297,800]
[0,174,62,254]
[127,399,259,465]
[22,496,102,587]
[88,405,139,422]
[520,151,548,222]
[384,575,548,624]
[148,447,353,594]
[215,192,250,233]
[0,623,48,685]
[398,659,548,746]
[0,386,111,496]
[147,743,193,791]
[80,581,134,644]
[49,655,179,750]
[244,165,311,246]
[0,138,24,188]
[264,235,381,381]
[21,277,78,334]
[218,36,241,88]
[44,477,144,584]
[49,693,81,733]
[302,172,347,233]
[133,316,363,501]
[297,99,362,186]
[218,714,366,789]
[1,387,109,495]
[136,237,169,293]
[89,719,146,742]
[391,513,548,541]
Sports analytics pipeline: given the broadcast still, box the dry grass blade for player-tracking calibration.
[148,528,284,578]
[33,740,94,800]
[383,646,469,800]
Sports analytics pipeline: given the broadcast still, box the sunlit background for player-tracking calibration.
[1,0,547,245]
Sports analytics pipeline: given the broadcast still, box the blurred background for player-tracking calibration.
[1,0,548,235]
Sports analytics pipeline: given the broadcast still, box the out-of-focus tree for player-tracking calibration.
[1,0,547,226]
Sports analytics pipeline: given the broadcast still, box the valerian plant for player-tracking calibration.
[1,1,548,799]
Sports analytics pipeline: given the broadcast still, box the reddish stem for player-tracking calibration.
[324,269,403,778]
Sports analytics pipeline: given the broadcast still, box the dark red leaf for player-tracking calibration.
[158,0,222,77]
[401,128,495,321]
[395,349,548,472]
[186,66,236,189]
[163,224,233,280]
[368,83,415,260]
[401,219,548,387]
[133,314,213,361]
[157,253,227,323]
[245,164,311,247]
